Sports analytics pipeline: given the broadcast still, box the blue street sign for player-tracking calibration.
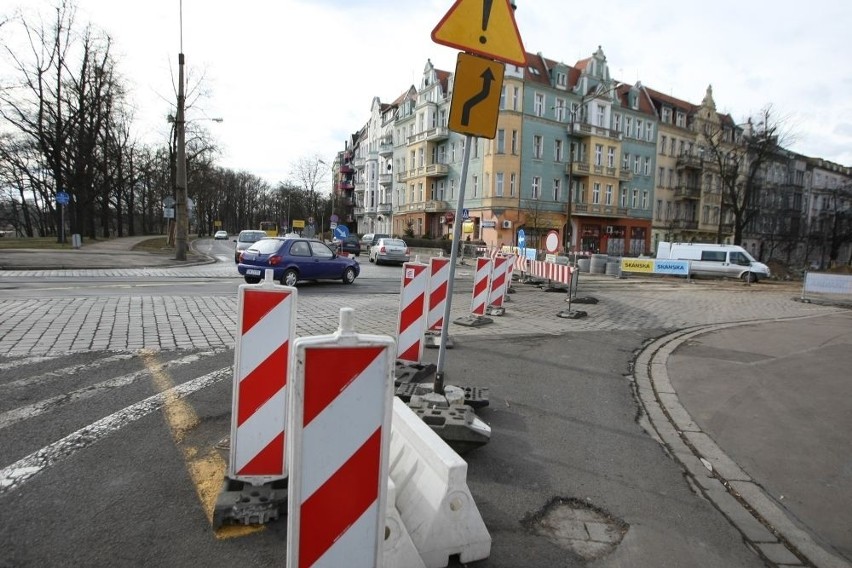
[333,225,349,239]
[462,208,470,220]
[517,228,526,248]
[56,191,70,206]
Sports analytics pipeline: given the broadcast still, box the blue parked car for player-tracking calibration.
[237,237,360,286]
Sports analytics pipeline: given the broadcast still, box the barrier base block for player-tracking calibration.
[557,309,588,319]
[395,360,437,386]
[544,285,569,293]
[423,331,454,349]
[212,476,287,528]
[453,315,493,327]
[485,305,505,316]
[396,382,490,409]
[406,395,491,453]
[571,296,599,304]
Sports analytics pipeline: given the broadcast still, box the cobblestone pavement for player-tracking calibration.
[0,267,840,357]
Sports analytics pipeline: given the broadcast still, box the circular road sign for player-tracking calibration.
[545,230,560,253]
[56,191,70,206]
[333,225,349,239]
[517,228,526,248]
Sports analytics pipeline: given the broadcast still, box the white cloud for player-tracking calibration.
[2,0,850,192]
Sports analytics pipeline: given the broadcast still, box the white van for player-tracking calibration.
[656,241,770,282]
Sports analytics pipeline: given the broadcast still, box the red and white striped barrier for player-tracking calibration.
[470,258,492,317]
[287,309,396,568]
[426,257,450,333]
[390,397,491,567]
[504,254,516,296]
[488,256,510,309]
[397,261,429,363]
[529,259,573,285]
[228,278,297,484]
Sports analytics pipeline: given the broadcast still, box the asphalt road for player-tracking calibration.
[0,238,850,567]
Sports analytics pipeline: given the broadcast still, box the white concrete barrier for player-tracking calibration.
[389,398,491,568]
[384,478,427,568]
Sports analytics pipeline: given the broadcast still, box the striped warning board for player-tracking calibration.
[426,257,451,332]
[488,256,510,308]
[529,259,573,285]
[229,282,297,484]
[471,258,493,316]
[397,261,429,363]
[287,316,395,568]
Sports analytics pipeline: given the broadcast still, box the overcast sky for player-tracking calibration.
[3,0,851,195]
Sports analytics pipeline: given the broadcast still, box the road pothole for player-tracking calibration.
[523,497,629,560]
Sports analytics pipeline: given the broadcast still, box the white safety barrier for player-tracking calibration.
[528,259,573,285]
[228,273,297,484]
[426,257,451,333]
[287,308,396,568]
[470,258,493,317]
[384,478,427,568]
[397,261,429,363]
[389,398,491,568]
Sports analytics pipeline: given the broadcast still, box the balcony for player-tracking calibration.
[379,173,393,185]
[407,126,450,145]
[396,171,411,183]
[424,200,450,212]
[674,185,701,199]
[353,156,366,168]
[619,168,632,181]
[676,220,698,230]
[338,180,354,190]
[378,203,392,214]
[424,163,449,177]
[339,164,354,174]
[570,120,622,141]
[567,160,591,176]
[572,203,629,217]
[379,139,394,156]
[354,207,365,215]
[676,154,703,170]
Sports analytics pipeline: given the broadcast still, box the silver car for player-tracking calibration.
[233,230,268,263]
[369,238,410,265]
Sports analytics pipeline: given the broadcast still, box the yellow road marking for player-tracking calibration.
[140,350,263,539]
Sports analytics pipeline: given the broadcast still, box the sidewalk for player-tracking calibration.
[0,236,210,270]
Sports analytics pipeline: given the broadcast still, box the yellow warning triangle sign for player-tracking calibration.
[431,0,526,66]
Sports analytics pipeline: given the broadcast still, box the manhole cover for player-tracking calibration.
[523,497,629,560]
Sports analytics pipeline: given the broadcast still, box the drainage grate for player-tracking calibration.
[523,497,629,560]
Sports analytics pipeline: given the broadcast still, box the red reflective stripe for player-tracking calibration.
[299,429,381,568]
[399,292,425,333]
[302,346,384,427]
[242,290,289,335]
[237,432,284,476]
[237,341,288,426]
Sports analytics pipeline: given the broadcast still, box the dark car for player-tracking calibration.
[334,235,361,256]
[237,237,360,286]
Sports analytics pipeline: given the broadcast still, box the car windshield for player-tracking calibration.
[240,231,266,242]
[250,238,280,253]
[382,239,406,247]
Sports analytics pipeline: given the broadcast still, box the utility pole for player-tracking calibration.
[565,109,575,252]
[175,52,188,261]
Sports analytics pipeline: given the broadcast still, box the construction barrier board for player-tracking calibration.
[287,318,396,568]
[229,281,297,485]
[397,261,429,363]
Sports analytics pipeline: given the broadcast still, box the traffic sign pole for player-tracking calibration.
[434,134,473,395]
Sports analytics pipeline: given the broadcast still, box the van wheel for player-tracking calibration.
[742,272,758,283]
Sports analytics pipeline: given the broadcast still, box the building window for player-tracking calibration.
[642,189,649,209]
[472,175,478,197]
[510,173,516,196]
[658,167,665,186]
[449,178,455,200]
[553,178,561,201]
[660,135,667,154]
[556,71,567,88]
[555,98,566,121]
[511,130,518,154]
[496,129,505,154]
[613,113,621,131]
[595,144,603,166]
[622,152,630,170]
[592,183,601,204]
[637,119,644,140]
[605,184,613,205]
[607,147,615,167]
[596,103,606,127]
[643,156,651,176]
[533,135,543,159]
[534,93,545,116]
[532,176,541,199]
[662,107,672,123]
[555,139,563,161]
[646,123,654,142]
[656,199,663,220]
[676,111,686,127]
[496,172,504,197]
[621,188,628,208]
[500,85,506,110]
[631,188,639,208]
[633,156,640,174]
[624,116,632,137]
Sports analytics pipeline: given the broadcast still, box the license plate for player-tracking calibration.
[246,269,261,276]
